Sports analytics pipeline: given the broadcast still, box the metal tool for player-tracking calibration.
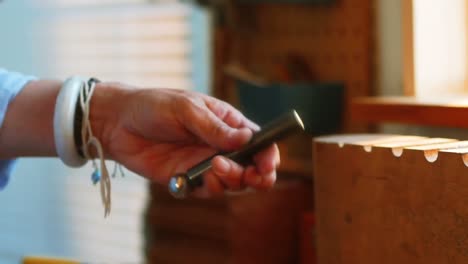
[168,109,305,199]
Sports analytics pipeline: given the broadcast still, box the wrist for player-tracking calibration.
[89,82,130,160]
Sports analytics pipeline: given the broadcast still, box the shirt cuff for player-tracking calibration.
[0,69,37,125]
[0,69,37,189]
[0,160,17,190]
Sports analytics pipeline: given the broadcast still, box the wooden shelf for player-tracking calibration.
[351,96,468,128]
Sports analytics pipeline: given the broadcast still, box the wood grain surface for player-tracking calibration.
[313,134,468,264]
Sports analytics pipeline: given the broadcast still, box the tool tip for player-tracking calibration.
[168,173,189,199]
[292,110,305,130]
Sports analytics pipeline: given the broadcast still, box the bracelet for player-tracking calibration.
[55,77,122,217]
[54,77,88,167]
[79,77,112,217]
[74,78,101,158]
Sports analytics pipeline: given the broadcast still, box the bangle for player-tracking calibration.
[56,76,123,217]
[54,77,88,167]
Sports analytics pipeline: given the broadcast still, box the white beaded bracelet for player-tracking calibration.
[54,76,88,167]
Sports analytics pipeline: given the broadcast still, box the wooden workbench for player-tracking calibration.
[314,134,468,264]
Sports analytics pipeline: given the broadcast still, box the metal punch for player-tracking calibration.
[168,109,305,199]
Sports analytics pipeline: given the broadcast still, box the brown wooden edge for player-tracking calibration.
[350,97,468,128]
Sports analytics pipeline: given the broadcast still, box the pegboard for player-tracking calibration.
[218,0,375,131]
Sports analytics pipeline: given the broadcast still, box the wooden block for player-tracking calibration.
[313,134,468,264]
[300,212,317,264]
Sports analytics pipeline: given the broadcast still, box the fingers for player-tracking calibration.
[194,145,279,197]
[212,156,244,190]
[245,144,280,189]
[204,97,260,131]
[244,166,277,190]
[191,156,244,199]
[176,93,279,198]
[181,93,260,151]
[253,144,281,175]
[192,171,225,199]
[184,103,253,150]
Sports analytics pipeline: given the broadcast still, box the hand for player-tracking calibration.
[91,82,280,198]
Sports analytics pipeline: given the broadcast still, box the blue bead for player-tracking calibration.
[92,170,101,185]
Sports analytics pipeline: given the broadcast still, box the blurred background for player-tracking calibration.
[2,0,467,263]
[0,0,211,263]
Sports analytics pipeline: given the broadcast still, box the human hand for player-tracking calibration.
[90,82,280,198]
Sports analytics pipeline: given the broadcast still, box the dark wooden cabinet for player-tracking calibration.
[145,179,313,264]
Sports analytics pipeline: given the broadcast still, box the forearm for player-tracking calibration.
[0,79,121,159]
[0,80,60,158]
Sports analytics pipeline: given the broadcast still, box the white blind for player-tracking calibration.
[0,1,210,262]
[44,3,193,89]
[35,2,196,262]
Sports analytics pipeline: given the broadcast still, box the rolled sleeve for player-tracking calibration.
[0,69,37,189]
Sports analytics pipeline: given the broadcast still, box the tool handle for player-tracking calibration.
[169,109,304,198]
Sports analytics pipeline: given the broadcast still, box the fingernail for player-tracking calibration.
[216,157,230,175]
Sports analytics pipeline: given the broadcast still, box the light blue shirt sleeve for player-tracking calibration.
[0,69,37,190]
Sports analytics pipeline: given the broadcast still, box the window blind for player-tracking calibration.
[32,2,199,262]
[44,3,193,89]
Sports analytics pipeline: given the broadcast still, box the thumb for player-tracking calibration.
[186,108,253,150]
